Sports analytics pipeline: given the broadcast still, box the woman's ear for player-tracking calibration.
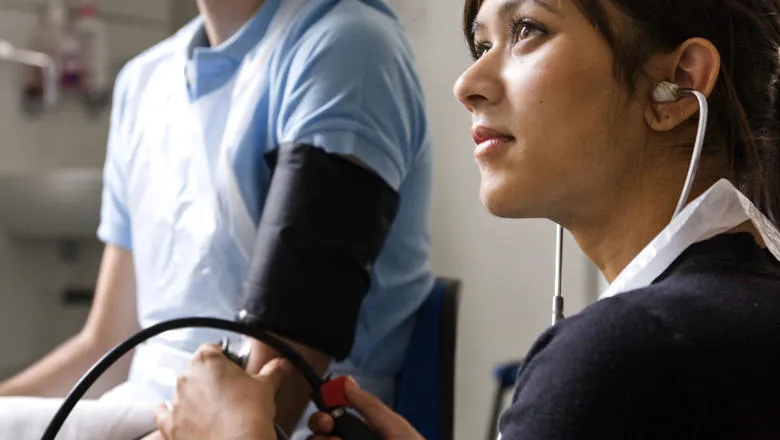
[644,38,720,131]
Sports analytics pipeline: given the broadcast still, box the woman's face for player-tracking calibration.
[454,0,650,221]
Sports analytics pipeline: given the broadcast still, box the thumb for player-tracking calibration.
[343,377,411,436]
[254,358,294,392]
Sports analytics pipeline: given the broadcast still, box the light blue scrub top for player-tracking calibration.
[98,0,434,400]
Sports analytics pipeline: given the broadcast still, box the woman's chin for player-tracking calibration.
[480,189,524,219]
[479,180,541,219]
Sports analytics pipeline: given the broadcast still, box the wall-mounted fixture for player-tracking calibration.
[1,0,112,118]
[0,38,59,111]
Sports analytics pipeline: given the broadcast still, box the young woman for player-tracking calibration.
[152,0,780,438]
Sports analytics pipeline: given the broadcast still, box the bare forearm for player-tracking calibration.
[248,338,331,433]
[273,365,326,432]
[0,332,131,398]
[1,246,138,399]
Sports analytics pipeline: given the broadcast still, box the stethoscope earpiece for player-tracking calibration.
[653,81,681,103]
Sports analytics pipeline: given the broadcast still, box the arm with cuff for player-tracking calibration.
[237,19,421,432]
[240,144,400,431]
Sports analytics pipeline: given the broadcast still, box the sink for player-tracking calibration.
[0,169,103,239]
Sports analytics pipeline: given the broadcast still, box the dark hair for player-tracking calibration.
[463,0,780,225]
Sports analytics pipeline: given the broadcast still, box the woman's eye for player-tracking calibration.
[518,25,534,40]
[470,18,545,60]
[510,18,546,43]
[472,42,491,60]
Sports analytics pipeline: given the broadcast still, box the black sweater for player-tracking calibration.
[499,233,780,440]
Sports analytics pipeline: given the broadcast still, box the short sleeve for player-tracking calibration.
[276,17,424,190]
[499,297,697,440]
[96,66,133,250]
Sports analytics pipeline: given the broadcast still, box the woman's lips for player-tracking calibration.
[472,126,515,158]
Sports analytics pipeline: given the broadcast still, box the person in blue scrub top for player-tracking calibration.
[0,0,433,438]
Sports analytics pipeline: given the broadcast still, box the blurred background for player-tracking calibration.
[0,0,605,438]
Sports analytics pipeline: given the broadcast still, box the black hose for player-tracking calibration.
[40,317,326,440]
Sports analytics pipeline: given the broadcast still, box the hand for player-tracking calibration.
[154,343,293,440]
[247,334,331,433]
[308,376,423,440]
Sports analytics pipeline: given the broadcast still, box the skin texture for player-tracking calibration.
[196,0,266,46]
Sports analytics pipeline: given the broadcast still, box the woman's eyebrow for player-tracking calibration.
[472,0,561,35]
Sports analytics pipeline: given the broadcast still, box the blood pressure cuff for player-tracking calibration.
[237,142,400,361]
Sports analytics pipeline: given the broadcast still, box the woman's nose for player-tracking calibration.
[453,55,503,112]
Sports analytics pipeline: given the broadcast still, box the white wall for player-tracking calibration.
[170,0,200,32]
[386,1,602,439]
[0,0,172,377]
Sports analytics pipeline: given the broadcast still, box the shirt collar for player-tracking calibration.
[186,0,284,62]
[599,179,780,300]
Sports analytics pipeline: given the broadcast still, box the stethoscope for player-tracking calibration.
[551,81,709,325]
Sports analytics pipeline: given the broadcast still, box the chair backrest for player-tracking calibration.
[394,277,462,440]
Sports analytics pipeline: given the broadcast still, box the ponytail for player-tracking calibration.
[722,66,780,226]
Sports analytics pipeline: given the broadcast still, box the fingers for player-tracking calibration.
[342,378,390,424]
[186,343,238,381]
[154,403,173,439]
[188,343,231,377]
[342,377,413,435]
[192,343,225,363]
[308,377,396,436]
[308,411,335,434]
[253,357,294,392]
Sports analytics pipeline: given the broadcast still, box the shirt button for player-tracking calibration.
[185,64,196,87]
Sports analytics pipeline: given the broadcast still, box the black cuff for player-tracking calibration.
[239,143,400,360]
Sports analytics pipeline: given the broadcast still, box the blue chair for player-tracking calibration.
[487,360,524,440]
[394,277,462,440]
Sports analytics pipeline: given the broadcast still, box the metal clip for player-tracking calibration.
[219,336,253,370]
